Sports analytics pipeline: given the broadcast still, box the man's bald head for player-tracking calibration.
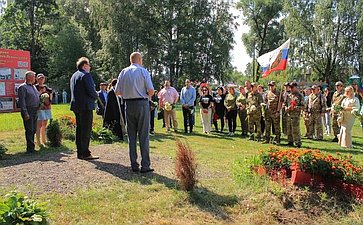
[130,52,142,65]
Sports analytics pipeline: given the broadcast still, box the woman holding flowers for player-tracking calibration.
[199,86,214,134]
[35,73,53,147]
[338,86,360,148]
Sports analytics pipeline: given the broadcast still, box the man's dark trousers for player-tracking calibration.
[23,107,38,152]
[74,110,93,158]
[125,99,151,170]
[182,107,193,133]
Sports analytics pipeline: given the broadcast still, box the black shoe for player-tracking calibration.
[132,168,140,172]
[262,140,270,144]
[140,168,154,173]
[287,142,294,147]
[332,137,338,142]
[150,130,155,135]
[296,143,302,148]
[26,149,35,154]
[82,155,99,160]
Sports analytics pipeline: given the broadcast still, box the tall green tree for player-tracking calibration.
[0,0,58,72]
[284,0,362,83]
[236,0,284,81]
[89,0,235,88]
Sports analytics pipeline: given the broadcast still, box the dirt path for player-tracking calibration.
[0,145,180,194]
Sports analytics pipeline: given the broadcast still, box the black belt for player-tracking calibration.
[124,98,148,101]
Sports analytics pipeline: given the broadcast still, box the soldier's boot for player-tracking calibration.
[249,133,255,140]
[332,136,338,142]
[296,142,302,148]
[262,137,270,144]
[256,135,262,142]
[274,136,280,145]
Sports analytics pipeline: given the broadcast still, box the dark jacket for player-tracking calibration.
[104,89,121,125]
[96,90,107,116]
[70,70,98,112]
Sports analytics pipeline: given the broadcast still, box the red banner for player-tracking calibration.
[0,48,31,112]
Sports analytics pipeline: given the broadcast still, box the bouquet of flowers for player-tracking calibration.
[40,93,50,106]
[150,101,158,111]
[351,109,363,121]
[164,102,173,111]
[290,99,296,110]
[333,104,343,113]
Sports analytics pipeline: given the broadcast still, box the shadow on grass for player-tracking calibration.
[90,160,239,220]
[0,145,73,168]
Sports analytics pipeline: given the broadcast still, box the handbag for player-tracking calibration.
[157,110,164,120]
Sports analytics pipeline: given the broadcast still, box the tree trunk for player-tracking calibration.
[30,0,36,68]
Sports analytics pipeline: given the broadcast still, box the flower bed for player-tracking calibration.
[257,147,363,200]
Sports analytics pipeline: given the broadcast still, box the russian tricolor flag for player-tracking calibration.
[257,39,290,78]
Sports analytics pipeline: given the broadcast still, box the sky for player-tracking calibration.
[230,7,251,73]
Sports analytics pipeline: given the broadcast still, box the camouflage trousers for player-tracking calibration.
[238,110,248,135]
[306,112,323,140]
[265,112,281,142]
[287,115,301,146]
[248,113,261,138]
[331,112,340,136]
[303,113,311,137]
[281,110,287,135]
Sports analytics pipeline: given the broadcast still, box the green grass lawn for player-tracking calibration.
[0,104,362,224]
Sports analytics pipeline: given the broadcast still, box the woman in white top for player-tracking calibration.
[338,86,360,148]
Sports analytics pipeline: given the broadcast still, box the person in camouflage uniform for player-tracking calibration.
[236,85,248,137]
[284,82,304,147]
[305,85,327,140]
[303,87,312,137]
[330,81,344,142]
[246,83,263,140]
[281,82,291,136]
[263,81,282,144]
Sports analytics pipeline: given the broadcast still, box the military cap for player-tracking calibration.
[289,82,298,87]
[284,82,290,86]
[268,81,276,86]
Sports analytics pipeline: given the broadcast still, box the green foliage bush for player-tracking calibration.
[92,127,118,144]
[46,119,62,147]
[0,192,48,225]
[0,144,7,159]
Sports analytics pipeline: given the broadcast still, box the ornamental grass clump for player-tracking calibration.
[175,140,197,191]
[260,147,363,185]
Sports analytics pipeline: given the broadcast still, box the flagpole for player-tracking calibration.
[252,39,256,82]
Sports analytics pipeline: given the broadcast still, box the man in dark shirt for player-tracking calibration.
[18,71,40,153]
[96,82,107,117]
[70,57,99,160]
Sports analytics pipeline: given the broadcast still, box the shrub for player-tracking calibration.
[46,119,62,147]
[175,140,197,191]
[0,144,7,159]
[59,116,76,140]
[0,192,49,225]
[92,127,118,144]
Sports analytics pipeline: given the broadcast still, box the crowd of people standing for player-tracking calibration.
[17,52,362,173]
[95,75,362,150]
